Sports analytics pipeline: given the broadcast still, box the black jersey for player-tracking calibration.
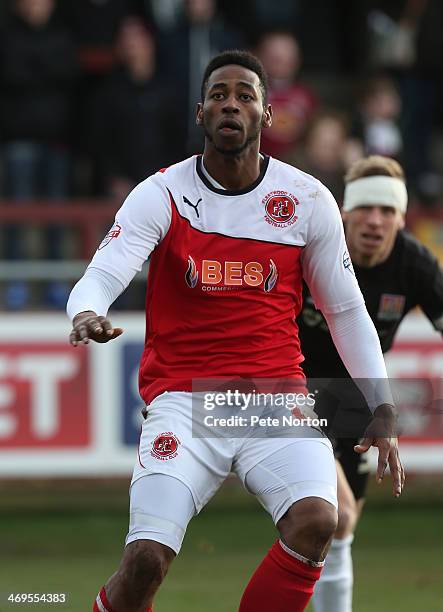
[299,230,443,379]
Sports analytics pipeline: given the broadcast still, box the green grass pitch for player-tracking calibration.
[0,476,442,611]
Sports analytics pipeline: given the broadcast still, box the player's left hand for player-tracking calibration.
[354,403,405,498]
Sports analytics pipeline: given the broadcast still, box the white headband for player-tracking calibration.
[343,176,408,213]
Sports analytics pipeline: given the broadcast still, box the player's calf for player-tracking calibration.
[312,464,358,612]
[334,460,359,539]
[335,494,358,539]
[239,498,338,612]
[97,540,175,612]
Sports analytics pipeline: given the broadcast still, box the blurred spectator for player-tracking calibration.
[412,0,443,200]
[0,1,9,26]
[91,17,184,200]
[296,0,369,75]
[352,76,403,160]
[367,0,425,72]
[0,0,77,199]
[250,0,302,31]
[221,0,302,39]
[368,0,443,201]
[368,6,416,71]
[256,31,317,160]
[160,0,244,153]
[60,0,143,194]
[287,111,362,202]
[0,0,78,309]
[61,0,139,75]
[139,0,183,32]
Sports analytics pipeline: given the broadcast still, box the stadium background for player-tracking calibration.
[0,1,442,610]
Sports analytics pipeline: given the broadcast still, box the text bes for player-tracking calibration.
[202,260,264,286]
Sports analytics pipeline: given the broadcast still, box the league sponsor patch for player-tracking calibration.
[263,191,299,228]
[98,222,122,250]
[377,293,405,321]
[150,432,181,460]
[342,250,355,275]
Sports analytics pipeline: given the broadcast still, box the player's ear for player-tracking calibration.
[262,104,272,129]
[196,103,203,126]
[398,212,405,230]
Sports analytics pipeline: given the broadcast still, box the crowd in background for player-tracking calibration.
[1,0,442,309]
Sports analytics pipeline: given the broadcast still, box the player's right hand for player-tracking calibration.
[69,310,123,346]
[354,403,405,498]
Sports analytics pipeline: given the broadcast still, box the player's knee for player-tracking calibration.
[119,540,174,588]
[278,497,338,553]
[336,495,358,538]
[299,502,338,544]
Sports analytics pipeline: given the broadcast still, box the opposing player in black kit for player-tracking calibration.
[299,155,443,612]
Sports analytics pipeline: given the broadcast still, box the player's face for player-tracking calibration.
[196,65,272,156]
[343,205,405,267]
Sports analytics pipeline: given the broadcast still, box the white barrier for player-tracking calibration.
[0,312,441,476]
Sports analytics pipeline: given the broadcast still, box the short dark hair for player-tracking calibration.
[201,49,268,105]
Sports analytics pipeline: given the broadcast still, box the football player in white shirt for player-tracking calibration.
[68,50,404,612]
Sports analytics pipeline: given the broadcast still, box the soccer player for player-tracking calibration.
[67,52,404,612]
[298,155,443,612]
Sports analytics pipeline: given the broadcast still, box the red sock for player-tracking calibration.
[93,587,115,612]
[239,541,323,612]
[93,586,153,612]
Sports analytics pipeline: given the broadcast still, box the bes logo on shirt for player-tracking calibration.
[185,257,278,293]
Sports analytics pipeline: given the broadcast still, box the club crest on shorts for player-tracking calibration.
[98,222,122,250]
[263,191,299,228]
[151,432,181,460]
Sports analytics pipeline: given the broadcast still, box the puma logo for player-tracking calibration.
[183,195,203,218]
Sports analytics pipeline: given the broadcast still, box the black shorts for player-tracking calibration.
[334,437,371,501]
[309,379,372,500]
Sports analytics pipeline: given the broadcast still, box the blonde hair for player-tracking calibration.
[345,156,405,183]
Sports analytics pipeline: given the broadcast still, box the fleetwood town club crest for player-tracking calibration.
[98,222,122,250]
[263,191,299,228]
[150,432,181,460]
